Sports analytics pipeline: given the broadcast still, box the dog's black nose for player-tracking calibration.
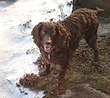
[45,37,52,45]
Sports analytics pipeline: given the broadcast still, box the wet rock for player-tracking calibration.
[72,0,110,18]
[59,84,110,98]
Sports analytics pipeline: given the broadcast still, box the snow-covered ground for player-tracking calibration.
[0,0,72,98]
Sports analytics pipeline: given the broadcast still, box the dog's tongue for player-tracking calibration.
[44,46,55,53]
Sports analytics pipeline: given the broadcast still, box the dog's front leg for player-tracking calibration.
[59,65,67,79]
[57,64,68,86]
[39,63,50,76]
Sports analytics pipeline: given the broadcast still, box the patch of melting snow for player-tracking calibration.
[0,0,72,98]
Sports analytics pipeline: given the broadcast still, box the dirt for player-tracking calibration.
[19,21,110,98]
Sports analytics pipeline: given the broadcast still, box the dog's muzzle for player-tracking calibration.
[44,44,55,53]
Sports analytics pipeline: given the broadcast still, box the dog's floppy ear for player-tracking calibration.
[56,23,71,47]
[31,22,43,47]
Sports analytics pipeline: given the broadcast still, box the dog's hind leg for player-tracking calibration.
[85,29,100,69]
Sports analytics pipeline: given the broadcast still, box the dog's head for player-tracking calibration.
[31,22,71,53]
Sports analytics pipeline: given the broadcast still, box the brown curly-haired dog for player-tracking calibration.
[31,8,103,80]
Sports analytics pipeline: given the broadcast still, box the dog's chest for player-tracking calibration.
[46,49,67,64]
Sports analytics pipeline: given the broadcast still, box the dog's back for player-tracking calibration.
[62,8,103,34]
[60,8,103,50]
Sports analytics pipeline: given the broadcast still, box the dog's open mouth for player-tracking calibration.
[44,45,55,53]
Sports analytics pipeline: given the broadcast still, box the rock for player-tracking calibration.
[72,0,110,18]
[59,84,110,98]
[98,23,110,36]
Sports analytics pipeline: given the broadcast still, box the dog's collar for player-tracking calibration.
[45,45,55,53]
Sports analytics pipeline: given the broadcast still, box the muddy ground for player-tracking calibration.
[19,20,110,98]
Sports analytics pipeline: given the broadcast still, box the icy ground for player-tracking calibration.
[0,0,72,98]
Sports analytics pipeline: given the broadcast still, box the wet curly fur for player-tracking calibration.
[31,8,103,79]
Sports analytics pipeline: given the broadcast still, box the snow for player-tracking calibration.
[0,0,72,98]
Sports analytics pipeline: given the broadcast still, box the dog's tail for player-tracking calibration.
[94,7,104,14]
